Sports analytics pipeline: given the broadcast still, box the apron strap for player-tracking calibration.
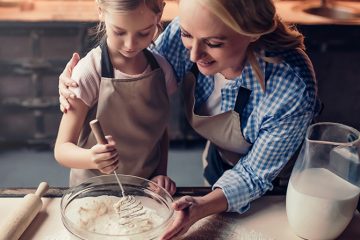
[100,40,114,78]
[190,63,199,76]
[204,143,232,186]
[234,86,251,131]
[234,87,251,116]
[143,49,160,70]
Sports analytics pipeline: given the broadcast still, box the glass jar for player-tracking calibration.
[286,122,360,240]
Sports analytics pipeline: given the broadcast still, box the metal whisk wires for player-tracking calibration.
[113,195,152,231]
[113,195,145,219]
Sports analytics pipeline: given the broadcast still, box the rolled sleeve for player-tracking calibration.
[213,168,252,213]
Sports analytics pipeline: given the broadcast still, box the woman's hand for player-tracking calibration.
[59,53,80,113]
[161,188,228,240]
[161,196,203,240]
[151,175,176,196]
[90,135,119,174]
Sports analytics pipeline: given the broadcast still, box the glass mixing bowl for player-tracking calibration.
[60,174,174,240]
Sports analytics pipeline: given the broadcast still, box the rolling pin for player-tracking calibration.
[0,182,49,240]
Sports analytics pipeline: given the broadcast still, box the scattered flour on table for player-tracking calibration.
[235,229,275,240]
[44,229,71,240]
[223,227,275,240]
[184,215,276,240]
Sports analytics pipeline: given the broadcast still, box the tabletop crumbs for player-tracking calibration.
[183,216,275,240]
[235,229,275,240]
[44,229,71,240]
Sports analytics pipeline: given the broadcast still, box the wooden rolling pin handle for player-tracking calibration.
[89,119,108,144]
[0,182,49,240]
[35,182,49,197]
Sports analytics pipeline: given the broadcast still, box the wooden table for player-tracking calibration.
[1,187,359,239]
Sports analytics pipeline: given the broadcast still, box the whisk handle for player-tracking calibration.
[90,119,108,144]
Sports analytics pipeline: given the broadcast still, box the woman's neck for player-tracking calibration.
[220,57,247,80]
[220,66,244,80]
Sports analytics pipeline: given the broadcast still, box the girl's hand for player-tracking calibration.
[161,196,202,240]
[59,53,80,113]
[90,135,119,174]
[151,175,176,196]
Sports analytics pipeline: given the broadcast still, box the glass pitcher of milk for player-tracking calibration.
[286,122,360,240]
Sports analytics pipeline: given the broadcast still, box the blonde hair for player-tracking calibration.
[93,0,164,43]
[197,0,305,91]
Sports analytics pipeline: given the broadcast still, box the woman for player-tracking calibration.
[58,0,321,239]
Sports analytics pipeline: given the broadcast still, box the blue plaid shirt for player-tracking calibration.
[153,17,321,213]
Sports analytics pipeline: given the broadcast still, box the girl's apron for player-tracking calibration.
[182,66,294,191]
[70,41,169,187]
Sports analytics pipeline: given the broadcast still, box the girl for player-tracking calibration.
[54,0,177,195]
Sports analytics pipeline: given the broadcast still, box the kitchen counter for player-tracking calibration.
[1,187,359,239]
[0,1,360,24]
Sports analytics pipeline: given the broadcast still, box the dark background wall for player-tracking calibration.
[0,23,359,148]
[299,25,360,130]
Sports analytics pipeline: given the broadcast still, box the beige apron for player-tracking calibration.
[182,69,252,166]
[182,67,294,189]
[69,43,169,186]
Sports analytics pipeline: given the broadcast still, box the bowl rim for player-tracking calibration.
[60,174,174,238]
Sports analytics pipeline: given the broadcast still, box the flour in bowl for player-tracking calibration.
[65,195,164,235]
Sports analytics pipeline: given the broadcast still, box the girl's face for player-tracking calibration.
[101,3,161,59]
[179,0,253,78]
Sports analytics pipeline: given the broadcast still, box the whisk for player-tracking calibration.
[89,119,146,223]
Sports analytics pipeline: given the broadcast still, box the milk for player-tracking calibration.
[286,168,360,240]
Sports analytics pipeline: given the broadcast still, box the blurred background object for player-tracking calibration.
[297,0,360,20]
[0,0,359,187]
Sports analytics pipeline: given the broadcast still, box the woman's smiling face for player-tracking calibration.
[179,0,253,78]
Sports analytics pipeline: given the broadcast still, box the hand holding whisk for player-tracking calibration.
[89,119,125,194]
[89,119,146,223]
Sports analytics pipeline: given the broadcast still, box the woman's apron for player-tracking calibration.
[69,41,169,187]
[182,66,295,192]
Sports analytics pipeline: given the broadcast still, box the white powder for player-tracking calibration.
[286,168,360,240]
[44,229,71,240]
[65,195,164,236]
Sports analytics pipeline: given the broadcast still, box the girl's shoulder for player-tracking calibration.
[73,46,102,77]
[70,47,102,107]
